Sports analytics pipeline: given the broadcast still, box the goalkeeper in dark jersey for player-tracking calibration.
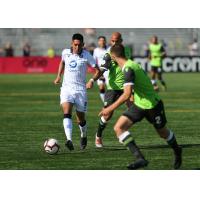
[99,44,182,170]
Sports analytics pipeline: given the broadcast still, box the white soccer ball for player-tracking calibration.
[44,138,60,155]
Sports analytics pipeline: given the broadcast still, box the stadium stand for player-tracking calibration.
[0,28,199,56]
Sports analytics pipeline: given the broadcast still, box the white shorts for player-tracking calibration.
[60,88,87,113]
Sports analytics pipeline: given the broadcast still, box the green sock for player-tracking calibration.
[122,135,144,160]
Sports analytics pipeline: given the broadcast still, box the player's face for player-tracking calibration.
[98,38,106,48]
[71,39,84,54]
[151,37,158,44]
[110,35,122,46]
[110,52,117,62]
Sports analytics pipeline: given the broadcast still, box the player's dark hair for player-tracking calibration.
[72,33,84,43]
[110,44,126,58]
[98,36,106,41]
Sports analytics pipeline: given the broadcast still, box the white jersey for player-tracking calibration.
[93,47,108,67]
[93,46,109,85]
[61,48,96,91]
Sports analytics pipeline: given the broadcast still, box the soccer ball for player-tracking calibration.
[44,138,60,155]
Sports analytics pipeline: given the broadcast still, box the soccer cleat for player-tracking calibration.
[65,140,74,151]
[127,158,149,170]
[95,136,103,148]
[174,147,182,169]
[80,137,87,150]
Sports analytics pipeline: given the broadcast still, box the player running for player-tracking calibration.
[54,33,100,151]
[99,44,182,170]
[147,35,167,91]
[87,32,133,148]
[93,36,108,103]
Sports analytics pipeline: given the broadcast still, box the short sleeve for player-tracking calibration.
[61,50,65,61]
[61,49,69,62]
[123,67,135,86]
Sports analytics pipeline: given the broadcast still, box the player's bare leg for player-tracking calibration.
[62,102,74,151]
[99,83,106,103]
[157,72,167,91]
[150,70,159,91]
[114,116,148,170]
[76,111,87,150]
[156,126,182,169]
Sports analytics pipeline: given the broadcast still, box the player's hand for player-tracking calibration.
[54,76,61,85]
[86,79,94,89]
[98,107,112,117]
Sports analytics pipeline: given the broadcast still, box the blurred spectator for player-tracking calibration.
[175,37,183,52]
[142,42,149,57]
[83,28,96,37]
[23,42,31,56]
[47,46,56,58]
[0,47,4,56]
[188,38,199,56]
[4,42,14,57]
[160,39,167,49]
[85,42,96,55]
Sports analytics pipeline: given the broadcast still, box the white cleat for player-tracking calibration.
[95,136,103,148]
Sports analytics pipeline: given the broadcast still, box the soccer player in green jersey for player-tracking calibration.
[87,32,133,148]
[147,35,167,91]
[99,44,182,170]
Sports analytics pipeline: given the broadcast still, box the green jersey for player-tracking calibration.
[106,46,132,90]
[123,59,161,109]
[149,43,165,67]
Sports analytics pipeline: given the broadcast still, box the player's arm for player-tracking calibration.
[146,48,151,60]
[99,67,134,116]
[99,85,132,116]
[54,60,64,85]
[86,65,102,89]
[161,46,166,58]
[86,52,111,89]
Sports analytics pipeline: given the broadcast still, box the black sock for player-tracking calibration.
[167,135,180,154]
[160,80,166,87]
[96,118,107,137]
[123,136,145,160]
[79,120,86,127]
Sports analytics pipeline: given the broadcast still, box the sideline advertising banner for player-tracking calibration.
[0,56,199,73]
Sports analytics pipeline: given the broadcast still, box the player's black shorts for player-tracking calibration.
[151,66,162,74]
[122,100,167,129]
[104,90,123,108]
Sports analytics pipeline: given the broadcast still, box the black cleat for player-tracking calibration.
[127,158,149,170]
[65,140,74,151]
[174,147,182,169]
[80,137,87,150]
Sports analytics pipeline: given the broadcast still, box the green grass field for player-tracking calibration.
[0,73,200,170]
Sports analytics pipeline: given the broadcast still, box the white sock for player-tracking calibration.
[100,93,105,103]
[166,130,174,142]
[79,123,87,138]
[63,118,72,141]
[151,79,157,85]
[118,131,131,143]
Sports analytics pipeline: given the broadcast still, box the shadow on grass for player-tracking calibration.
[99,143,200,151]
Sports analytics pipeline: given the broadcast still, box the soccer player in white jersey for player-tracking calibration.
[93,36,108,103]
[54,33,99,151]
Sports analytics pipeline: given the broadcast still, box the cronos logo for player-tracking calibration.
[69,60,77,68]
[134,56,200,72]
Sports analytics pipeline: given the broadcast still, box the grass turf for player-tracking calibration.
[0,73,199,170]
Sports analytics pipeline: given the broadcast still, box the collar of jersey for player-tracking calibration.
[70,47,83,56]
